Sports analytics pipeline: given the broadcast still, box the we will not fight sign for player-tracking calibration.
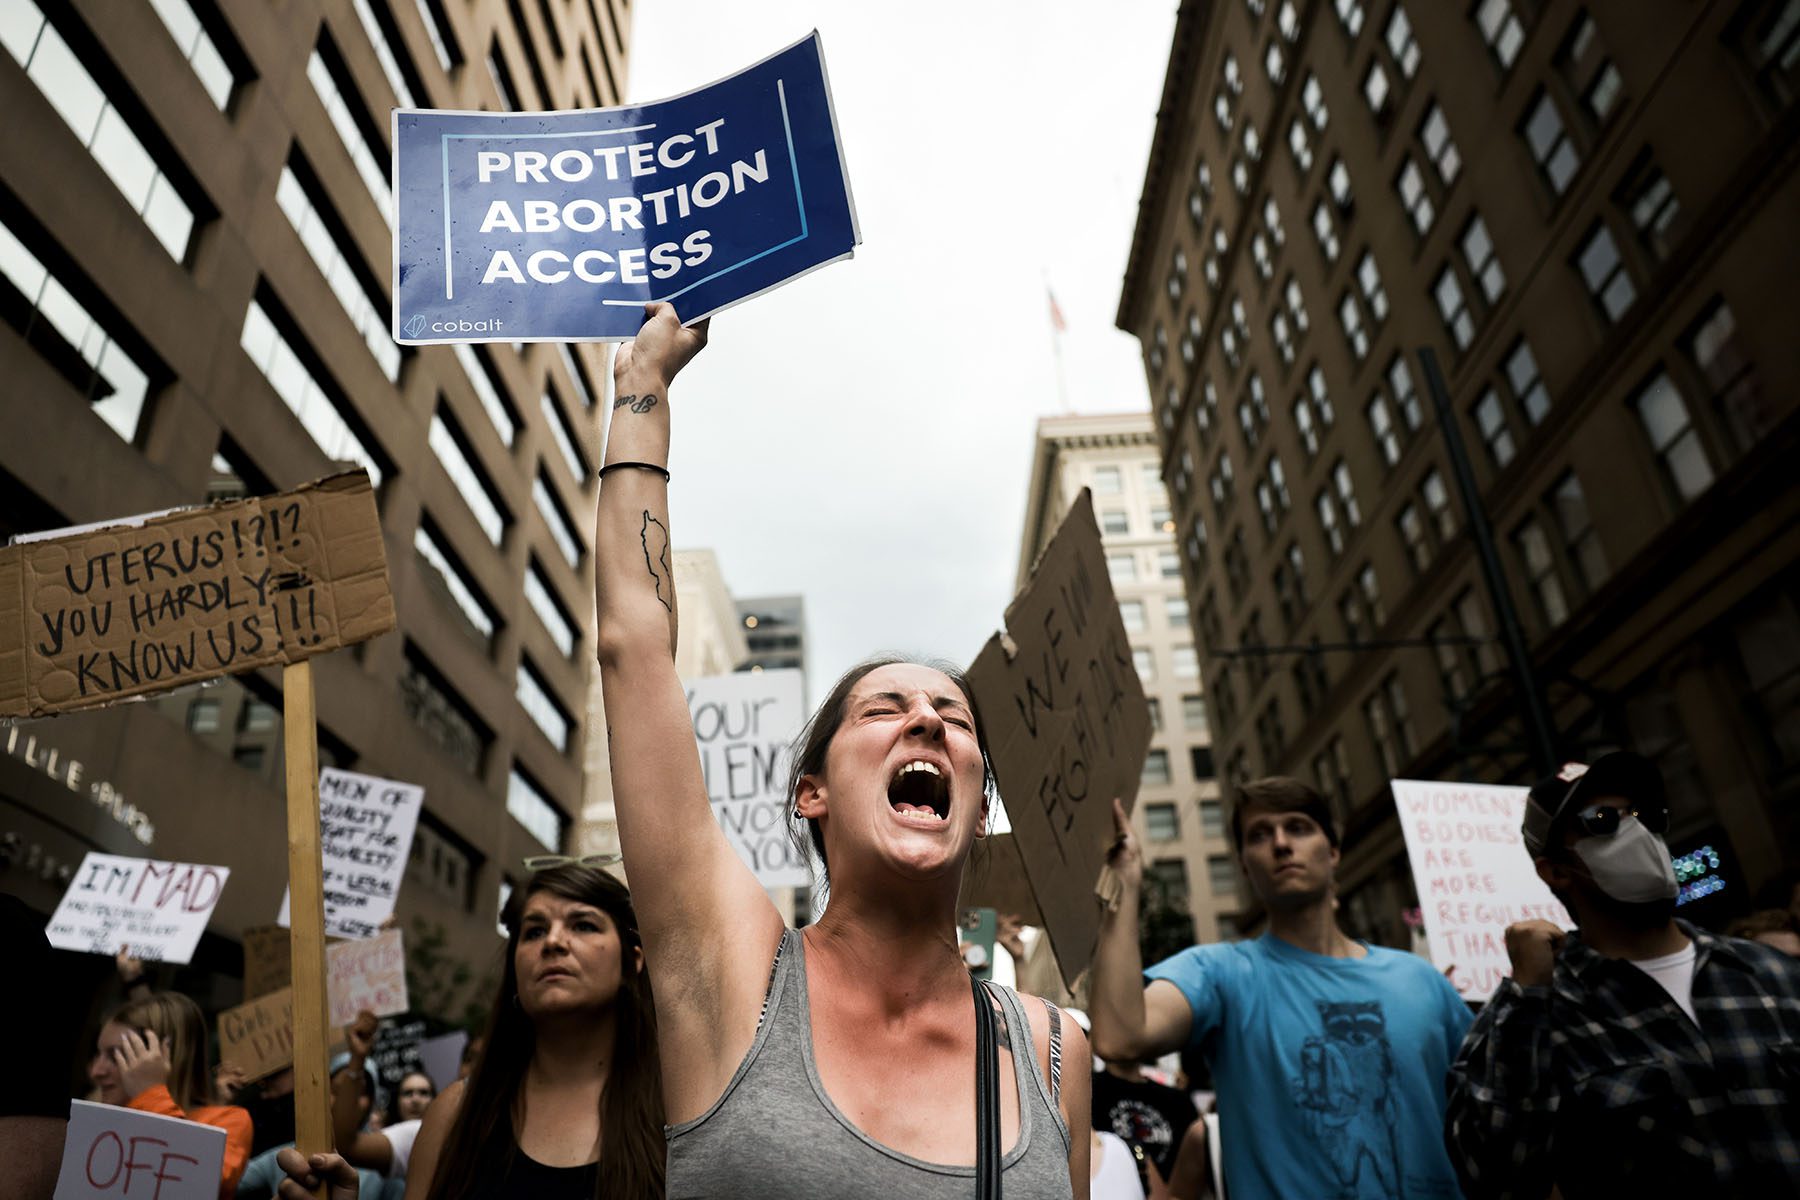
[393,31,859,343]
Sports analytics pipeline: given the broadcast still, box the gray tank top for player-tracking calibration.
[666,929,1074,1198]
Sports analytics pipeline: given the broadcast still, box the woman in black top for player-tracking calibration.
[405,864,662,1200]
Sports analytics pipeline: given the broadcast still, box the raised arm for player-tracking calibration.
[593,304,785,1119]
[1089,800,1194,1063]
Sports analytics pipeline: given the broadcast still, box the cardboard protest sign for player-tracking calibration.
[688,668,808,887]
[0,471,394,718]
[277,768,424,939]
[45,853,228,965]
[1392,779,1572,1001]
[417,1029,470,1091]
[241,924,291,1000]
[960,833,1045,927]
[393,31,859,343]
[56,1099,226,1200]
[966,490,1153,991]
[217,987,306,1082]
[324,927,410,1028]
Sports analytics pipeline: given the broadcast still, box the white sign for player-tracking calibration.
[46,853,229,965]
[1392,779,1572,1001]
[686,669,807,887]
[55,1099,226,1200]
[278,767,424,939]
[325,926,410,1027]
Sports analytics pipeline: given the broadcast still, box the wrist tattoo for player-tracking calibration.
[640,510,673,611]
[613,393,659,414]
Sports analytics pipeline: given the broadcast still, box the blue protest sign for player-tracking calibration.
[392,31,858,344]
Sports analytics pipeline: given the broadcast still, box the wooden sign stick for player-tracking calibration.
[283,659,332,1195]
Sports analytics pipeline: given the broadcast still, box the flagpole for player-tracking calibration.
[1045,284,1072,414]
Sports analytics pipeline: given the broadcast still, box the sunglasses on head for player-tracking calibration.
[1565,801,1668,839]
[522,852,622,871]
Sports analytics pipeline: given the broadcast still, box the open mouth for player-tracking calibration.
[888,759,951,823]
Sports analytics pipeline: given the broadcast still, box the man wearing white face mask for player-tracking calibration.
[1444,751,1800,1198]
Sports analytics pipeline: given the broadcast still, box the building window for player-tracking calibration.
[1312,201,1342,263]
[1561,12,1623,122]
[1505,339,1552,425]
[1146,697,1163,731]
[1474,390,1516,467]
[0,215,152,443]
[1686,300,1764,453]
[1434,267,1475,350]
[1475,0,1526,69]
[401,651,488,775]
[1367,396,1402,466]
[1397,158,1435,235]
[1460,214,1506,303]
[414,521,497,643]
[1259,196,1285,250]
[1314,737,1354,817]
[1420,102,1461,187]
[1151,858,1194,908]
[1285,277,1311,334]
[534,474,583,567]
[1335,0,1366,38]
[1145,803,1180,842]
[1618,154,1681,262]
[1357,561,1386,625]
[1134,648,1156,684]
[1732,0,1800,105]
[276,162,400,383]
[1255,700,1287,767]
[148,0,239,109]
[540,392,586,479]
[1108,552,1137,584]
[1633,372,1714,503]
[430,413,508,544]
[1167,595,1190,625]
[1431,615,1470,702]
[1302,71,1329,128]
[1550,471,1609,591]
[1332,459,1362,527]
[1397,502,1431,572]
[1207,855,1237,896]
[187,697,221,733]
[308,44,392,220]
[1339,292,1369,360]
[1118,599,1147,634]
[1169,246,1188,302]
[1364,60,1393,120]
[1422,468,1457,540]
[507,767,564,851]
[1265,39,1287,84]
[524,561,576,656]
[516,658,570,751]
[1150,325,1167,375]
[1356,251,1389,324]
[1102,509,1131,537]
[1094,465,1123,494]
[1316,490,1345,556]
[1174,646,1200,680]
[486,38,522,109]
[1514,516,1569,626]
[452,344,517,446]
[1159,550,1183,579]
[1278,0,1301,40]
[350,0,422,106]
[412,0,461,71]
[1142,749,1172,786]
[2,4,198,260]
[1386,4,1421,76]
[241,298,383,484]
[1365,673,1415,775]
[1182,695,1209,734]
[1576,223,1636,323]
[1522,91,1580,196]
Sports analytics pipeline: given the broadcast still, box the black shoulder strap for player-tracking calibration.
[973,976,1002,1199]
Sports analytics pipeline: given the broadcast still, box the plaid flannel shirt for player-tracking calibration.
[1445,921,1800,1199]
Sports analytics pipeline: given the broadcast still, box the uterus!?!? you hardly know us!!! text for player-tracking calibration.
[393,31,859,343]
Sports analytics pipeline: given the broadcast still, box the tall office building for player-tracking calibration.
[737,594,808,683]
[1018,413,1232,943]
[0,0,629,1012]
[1118,0,1800,943]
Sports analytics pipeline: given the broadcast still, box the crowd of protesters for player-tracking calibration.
[4,306,1800,1199]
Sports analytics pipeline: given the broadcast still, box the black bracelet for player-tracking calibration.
[598,460,670,481]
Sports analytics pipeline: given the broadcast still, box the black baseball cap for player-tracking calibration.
[1521,751,1665,856]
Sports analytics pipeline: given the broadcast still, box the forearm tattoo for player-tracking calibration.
[613,392,659,413]
[640,510,673,611]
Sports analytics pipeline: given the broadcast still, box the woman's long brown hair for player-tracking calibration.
[422,865,664,1200]
[106,992,210,1113]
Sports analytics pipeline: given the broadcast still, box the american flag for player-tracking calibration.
[1047,289,1067,333]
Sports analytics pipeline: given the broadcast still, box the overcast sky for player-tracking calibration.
[624,1,1178,700]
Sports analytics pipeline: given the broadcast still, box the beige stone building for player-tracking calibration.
[1016,413,1233,945]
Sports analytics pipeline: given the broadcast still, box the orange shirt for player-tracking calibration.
[126,1084,253,1198]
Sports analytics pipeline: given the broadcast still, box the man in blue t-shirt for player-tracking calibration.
[1090,778,1472,1200]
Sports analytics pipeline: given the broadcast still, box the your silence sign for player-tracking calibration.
[966,491,1153,990]
[687,668,807,888]
[393,31,859,343]
[0,471,393,718]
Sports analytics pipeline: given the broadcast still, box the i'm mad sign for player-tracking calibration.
[393,31,859,343]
